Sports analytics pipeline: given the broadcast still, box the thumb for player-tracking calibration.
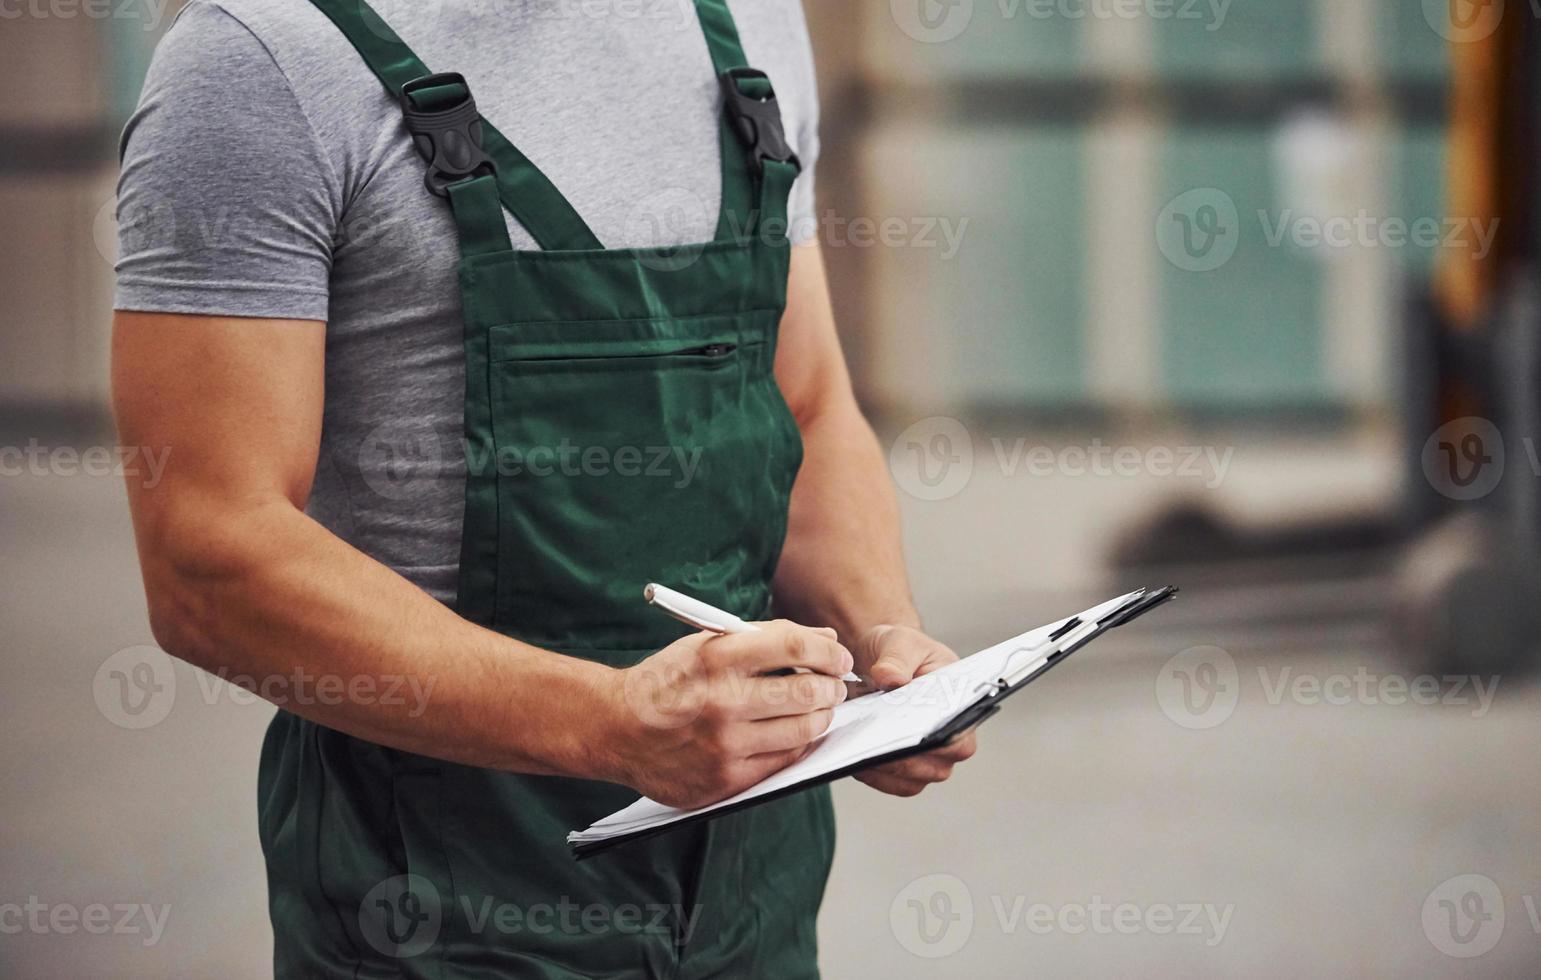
[860,625,930,690]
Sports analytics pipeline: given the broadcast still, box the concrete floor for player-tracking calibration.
[3,435,1540,977]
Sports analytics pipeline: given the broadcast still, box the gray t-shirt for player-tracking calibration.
[115,0,821,605]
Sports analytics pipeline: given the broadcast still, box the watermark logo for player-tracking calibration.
[625,186,713,272]
[1422,417,1504,502]
[1422,0,1505,43]
[359,422,444,501]
[93,646,177,730]
[1156,188,1240,273]
[891,0,975,42]
[621,650,710,730]
[891,873,974,958]
[889,417,974,502]
[359,874,443,959]
[94,190,179,267]
[1155,646,1239,730]
[1423,874,1505,958]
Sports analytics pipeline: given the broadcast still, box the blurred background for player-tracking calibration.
[4,0,1541,975]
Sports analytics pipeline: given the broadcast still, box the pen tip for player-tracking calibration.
[643,583,658,603]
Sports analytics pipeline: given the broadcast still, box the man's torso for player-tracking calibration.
[115,0,820,603]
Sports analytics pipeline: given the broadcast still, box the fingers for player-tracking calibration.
[859,625,958,690]
[738,744,814,785]
[713,621,854,679]
[855,732,978,797]
[737,672,848,719]
[855,769,930,797]
[874,753,955,784]
[930,730,978,763]
[743,708,835,754]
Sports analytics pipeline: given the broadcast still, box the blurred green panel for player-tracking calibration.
[952,128,1086,406]
[1379,0,1452,78]
[104,16,166,126]
[1392,127,1451,277]
[1151,0,1317,78]
[873,1,1086,79]
[1156,132,1326,407]
[866,125,1086,408]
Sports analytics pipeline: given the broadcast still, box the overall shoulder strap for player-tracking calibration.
[694,0,803,243]
[307,0,603,253]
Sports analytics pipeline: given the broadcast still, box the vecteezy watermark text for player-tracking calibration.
[93,646,440,730]
[358,874,701,959]
[890,0,1233,45]
[1156,647,1499,729]
[0,898,170,947]
[1257,211,1499,259]
[0,0,171,30]
[195,667,438,719]
[0,441,170,488]
[888,417,1235,502]
[358,424,706,500]
[889,873,1233,959]
[1156,188,1500,273]
[992,438,1232,489]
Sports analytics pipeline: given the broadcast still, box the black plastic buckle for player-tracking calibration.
[400,73,496,198]
[718,67,799,176]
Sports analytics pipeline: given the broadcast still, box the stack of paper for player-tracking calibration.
[568,591,1145,851]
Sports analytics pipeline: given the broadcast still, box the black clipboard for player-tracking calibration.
[572,586,1178,859]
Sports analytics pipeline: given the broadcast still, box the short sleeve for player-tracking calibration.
[113,1,341,321]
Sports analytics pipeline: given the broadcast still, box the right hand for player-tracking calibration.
[602,621,853,809]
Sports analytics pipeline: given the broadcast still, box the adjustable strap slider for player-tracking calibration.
[718,67,800,176]
[400,73,497,197]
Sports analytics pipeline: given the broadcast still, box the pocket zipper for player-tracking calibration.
[677,343,738,357]
[499,341,743,364]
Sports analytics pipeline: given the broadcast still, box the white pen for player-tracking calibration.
[644,583,861,682]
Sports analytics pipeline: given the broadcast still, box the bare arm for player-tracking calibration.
[772,243,977,795]
[113,311,848,807]
[773,243,919,639]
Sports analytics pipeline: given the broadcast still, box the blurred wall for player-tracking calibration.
[806,1,1448,424]
[0,7,171,424]
[2,1,1450,433]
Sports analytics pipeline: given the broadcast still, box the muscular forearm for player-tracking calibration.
[136,494,623,778]
[774,400,921,640]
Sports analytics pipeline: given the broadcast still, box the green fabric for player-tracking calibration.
[696,0,757,241]
[445,176,513,257]
[263,1,829,977]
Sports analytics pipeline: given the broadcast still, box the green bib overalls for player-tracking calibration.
[257,2,835,976]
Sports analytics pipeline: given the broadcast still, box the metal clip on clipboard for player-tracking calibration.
[928,586,1181,748]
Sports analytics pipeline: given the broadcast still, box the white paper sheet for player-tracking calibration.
[568,591,1143,848]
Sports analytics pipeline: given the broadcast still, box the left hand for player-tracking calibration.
[849,624,978,797]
